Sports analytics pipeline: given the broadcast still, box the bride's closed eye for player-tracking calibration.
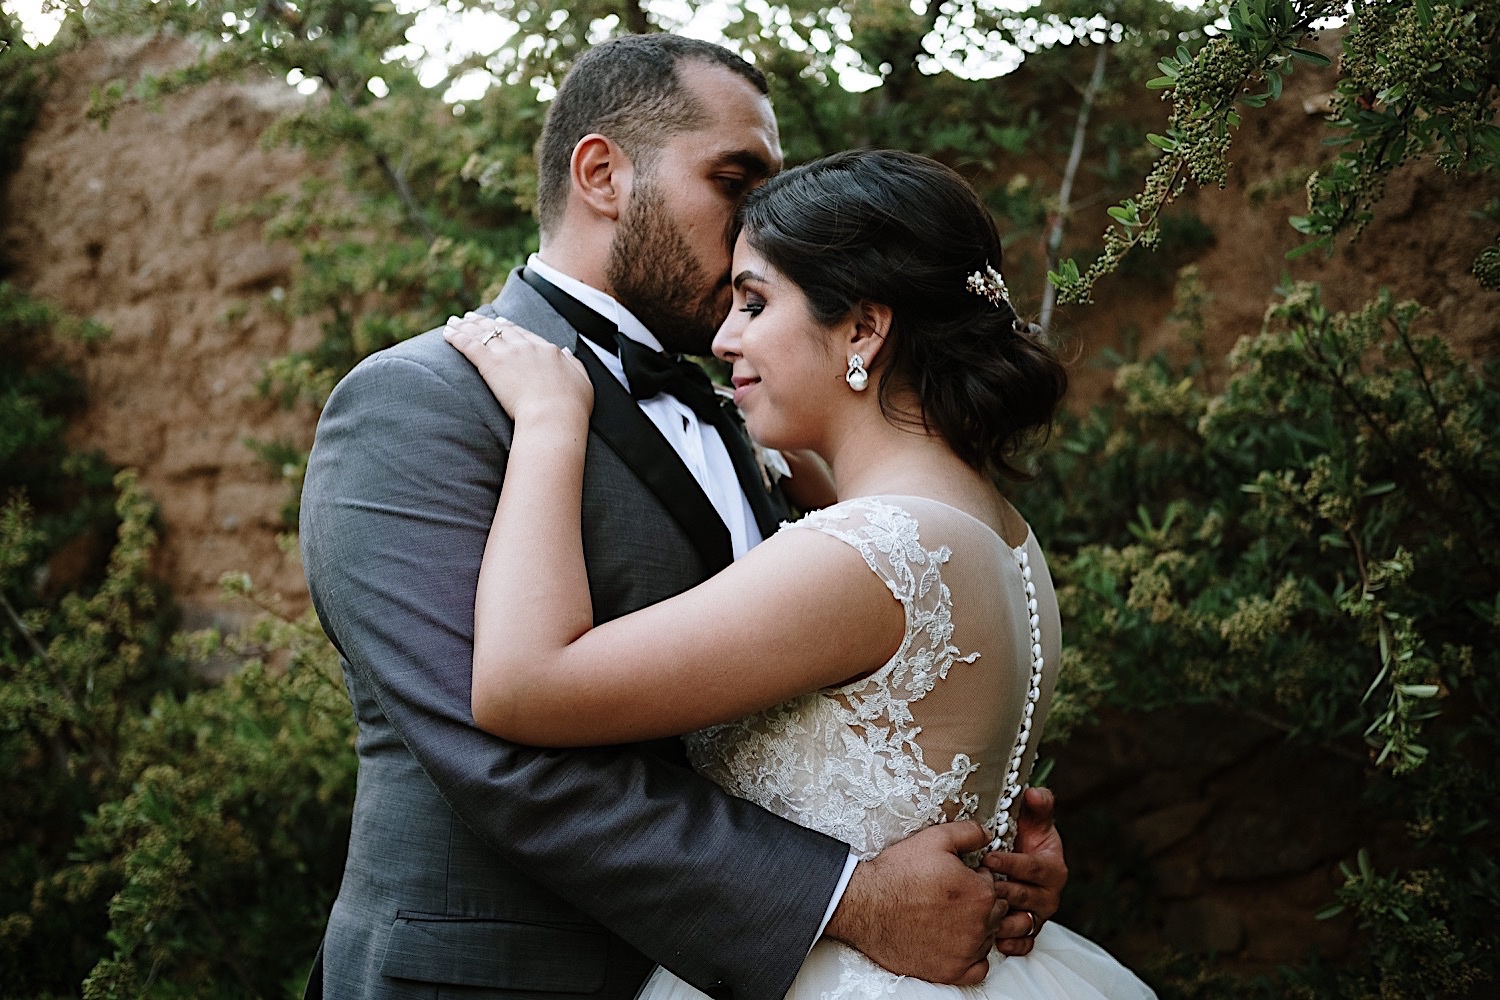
[739,295,765,317]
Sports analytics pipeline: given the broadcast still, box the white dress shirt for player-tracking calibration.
[523,254,859,941]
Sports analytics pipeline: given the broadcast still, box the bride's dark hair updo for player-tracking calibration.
[736,149,1068,479]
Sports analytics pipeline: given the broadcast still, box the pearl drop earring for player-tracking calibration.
[845,354,869,392]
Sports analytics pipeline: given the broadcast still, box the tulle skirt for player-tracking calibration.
[637,922,1156,1000]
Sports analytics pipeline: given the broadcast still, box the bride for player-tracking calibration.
[444,149,1155,1000]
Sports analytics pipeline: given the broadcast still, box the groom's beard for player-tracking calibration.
[607,180,730,356]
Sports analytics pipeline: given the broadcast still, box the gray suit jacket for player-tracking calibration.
[300,269,849,1000]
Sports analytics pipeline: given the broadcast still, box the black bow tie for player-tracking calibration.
[615,335,725,421]
[517,267,725,419]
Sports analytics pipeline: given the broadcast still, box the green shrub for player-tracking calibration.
[73,576,354,999]
[1020,277,1499,995]
[2,473,186,995]
[0,285,114,573]
[0,287,354,995]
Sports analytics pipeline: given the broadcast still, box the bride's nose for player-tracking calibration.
[712,313,742,362]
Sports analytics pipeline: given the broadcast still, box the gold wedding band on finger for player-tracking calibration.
[1023,910,1040,939]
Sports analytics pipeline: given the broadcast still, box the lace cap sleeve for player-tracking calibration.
[783,497,977,703]
[783,497,943,605]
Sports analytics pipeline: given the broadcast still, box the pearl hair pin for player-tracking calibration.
[966,264,1011,309]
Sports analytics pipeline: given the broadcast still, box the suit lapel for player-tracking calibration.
[573,346,733,574]
[484,271,734,576]
[714,406,787,539]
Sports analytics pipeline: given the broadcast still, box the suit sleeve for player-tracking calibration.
[299,349,850,1000]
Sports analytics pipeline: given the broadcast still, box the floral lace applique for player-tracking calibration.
[679,497,1055,1000]
[685,498,986,859]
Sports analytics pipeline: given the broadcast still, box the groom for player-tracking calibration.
[300,32,1065,1000]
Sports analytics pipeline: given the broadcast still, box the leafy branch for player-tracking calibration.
[1051,0,1341,302]
[1054,0,1500,300]
[1290,0,1500,280]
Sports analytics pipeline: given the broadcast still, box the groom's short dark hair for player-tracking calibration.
[534,34,768,235]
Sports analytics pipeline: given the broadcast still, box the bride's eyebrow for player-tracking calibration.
[732,269,769,290]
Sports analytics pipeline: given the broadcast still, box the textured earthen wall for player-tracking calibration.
[5,35,323,628]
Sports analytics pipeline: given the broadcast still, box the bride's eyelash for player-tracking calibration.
[740,296,765,316]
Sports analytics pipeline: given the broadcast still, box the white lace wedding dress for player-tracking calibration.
[639,496,1155,1000]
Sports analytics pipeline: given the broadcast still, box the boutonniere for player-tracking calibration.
[713,384,792,490]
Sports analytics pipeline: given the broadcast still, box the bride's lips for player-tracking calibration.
[731,375,760,406]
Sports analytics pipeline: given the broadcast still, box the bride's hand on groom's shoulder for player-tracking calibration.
[445,312,593,426]
[984,786,1067,956]
[825,820,1003,985]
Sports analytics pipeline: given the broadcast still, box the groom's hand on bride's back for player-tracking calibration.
[984,786,1067,957]
[823,820,1003,985]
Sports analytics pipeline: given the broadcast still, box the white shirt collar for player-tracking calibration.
[525,254,665,353]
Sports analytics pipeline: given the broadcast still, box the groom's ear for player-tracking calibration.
[570,134,634,222]
[847,301,893,368]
